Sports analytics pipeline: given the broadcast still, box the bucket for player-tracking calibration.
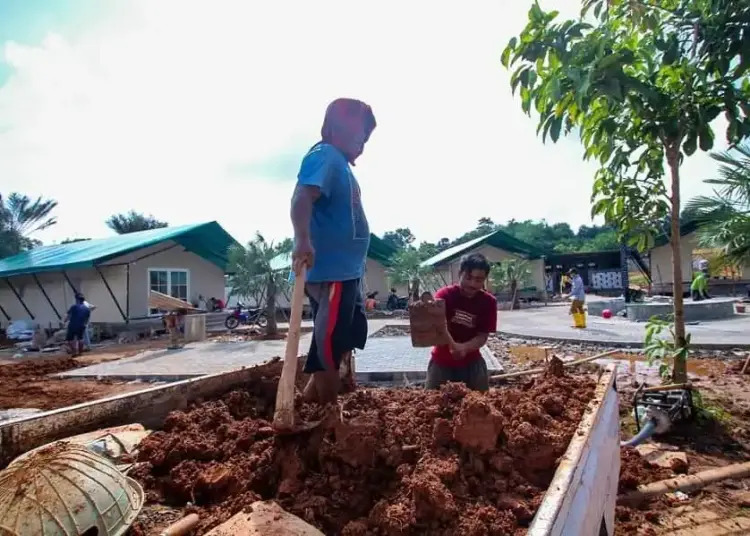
[408,293,451,347]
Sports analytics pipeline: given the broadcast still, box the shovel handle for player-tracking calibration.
[273,267,307,430]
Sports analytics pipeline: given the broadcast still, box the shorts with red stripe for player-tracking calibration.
[304,279,368,373]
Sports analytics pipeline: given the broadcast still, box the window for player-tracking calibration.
[148,269,189,315]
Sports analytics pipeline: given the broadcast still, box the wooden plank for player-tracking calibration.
[528,365,620,536]
[148,290,198,311]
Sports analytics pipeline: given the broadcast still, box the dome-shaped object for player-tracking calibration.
[0,442,144,536]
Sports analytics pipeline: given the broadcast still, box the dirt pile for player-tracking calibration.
[0,357,142,411]
[131,363,596,535]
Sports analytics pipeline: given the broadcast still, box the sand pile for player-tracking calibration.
[130,361,596,535]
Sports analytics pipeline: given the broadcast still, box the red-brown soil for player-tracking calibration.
[0,357,144,411]
[130,362,597,535]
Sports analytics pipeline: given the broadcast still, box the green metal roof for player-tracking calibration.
[0,221,240,278]
[269,234,398,272]
[420,230,543,268]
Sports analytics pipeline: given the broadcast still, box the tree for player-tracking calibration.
[106,211,168,234]
[685,142,750,264]
[503,0,750,382]
[382,227,416,250]
[490,259,532,310]
[386,249,443,298]
[0,193,58,258]
[228,233,289,335]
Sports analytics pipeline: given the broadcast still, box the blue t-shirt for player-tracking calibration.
[67,303,91,329]
[296,143,370,282]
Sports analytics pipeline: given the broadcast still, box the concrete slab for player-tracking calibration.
[354,336,502,373]
[58,318,410,379]
[496,304,750,348]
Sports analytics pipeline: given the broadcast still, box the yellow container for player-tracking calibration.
[573,312,587,328]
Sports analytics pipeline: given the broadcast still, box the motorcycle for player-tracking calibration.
[224,304,268,330]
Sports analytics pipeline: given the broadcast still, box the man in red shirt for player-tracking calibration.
[427,253,497,391]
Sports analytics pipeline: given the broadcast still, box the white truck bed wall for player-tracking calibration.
[528,365,620,536]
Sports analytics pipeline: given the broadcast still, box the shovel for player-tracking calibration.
[272,267,320,434]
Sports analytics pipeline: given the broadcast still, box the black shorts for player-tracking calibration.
[304,279,368,373]
[66,325,86,342]
[425,359,489,392]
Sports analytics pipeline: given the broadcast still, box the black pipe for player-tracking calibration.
[125,264,130,322]
[4,278,34,320]
[32,274,61,320]
[95,266,127,322]
[62,271,78,294]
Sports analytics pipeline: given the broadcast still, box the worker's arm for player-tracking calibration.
[290,185,320,242]
[290,145,336,241]
[457,333,490,352]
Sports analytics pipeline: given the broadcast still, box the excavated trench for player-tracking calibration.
[128,359,607,535]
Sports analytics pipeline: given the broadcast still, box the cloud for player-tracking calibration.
[0,0,730,247]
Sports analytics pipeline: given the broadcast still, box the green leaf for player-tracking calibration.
[698,124,714,152]
[683,134,697,156]
[550,115,563,143]
[501,47,512,68]
[593,1,602,19]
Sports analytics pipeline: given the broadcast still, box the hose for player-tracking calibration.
[620,418,657,448]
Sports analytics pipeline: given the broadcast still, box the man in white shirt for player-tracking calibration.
[82,299,96,351]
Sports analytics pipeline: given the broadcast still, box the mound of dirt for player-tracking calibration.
[131,363,597,535]
[0,357,81,379]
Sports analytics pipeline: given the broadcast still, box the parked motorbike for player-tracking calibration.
[225,304,268,330]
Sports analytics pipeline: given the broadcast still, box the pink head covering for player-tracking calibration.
[320,98,376,165]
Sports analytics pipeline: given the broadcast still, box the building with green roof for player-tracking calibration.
[0,221,240,326]
[419,229,547,296]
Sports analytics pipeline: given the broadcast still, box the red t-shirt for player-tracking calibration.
[430,285,498,367]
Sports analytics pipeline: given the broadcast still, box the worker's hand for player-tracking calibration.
[292,237,314,275]
[450,341,467,358]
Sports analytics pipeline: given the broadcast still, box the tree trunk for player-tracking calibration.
[510,280,520,310]
[266,275,278,335]
[410,277,420,303]
[667,146,688,383]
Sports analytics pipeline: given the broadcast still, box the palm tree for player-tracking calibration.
[0,193,58,258]
[228,233,289,335]
[490,258,531,310]
[684,143,750,265]
[106,211,168,234]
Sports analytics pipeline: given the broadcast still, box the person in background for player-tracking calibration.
[214,297,225,311]
[290,97,376,404]
[560,272,571,295]
[566,268,586,328]
[65,294,91,357]
[691,268,711,301]
[207,297,216,311]
[82,298,97,351]
[365,291,378,312]
[387,288,399,310]
[197,294,207,311]
[426,253,497,392]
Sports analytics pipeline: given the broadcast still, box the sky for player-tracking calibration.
[0,0,731,247]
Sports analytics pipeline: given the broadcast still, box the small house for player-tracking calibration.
[0,222,239,328]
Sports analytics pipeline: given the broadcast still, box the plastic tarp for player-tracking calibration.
[6,319,34,340]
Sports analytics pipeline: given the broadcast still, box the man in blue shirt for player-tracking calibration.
[290,98,376,404]
[65,293,91,356]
